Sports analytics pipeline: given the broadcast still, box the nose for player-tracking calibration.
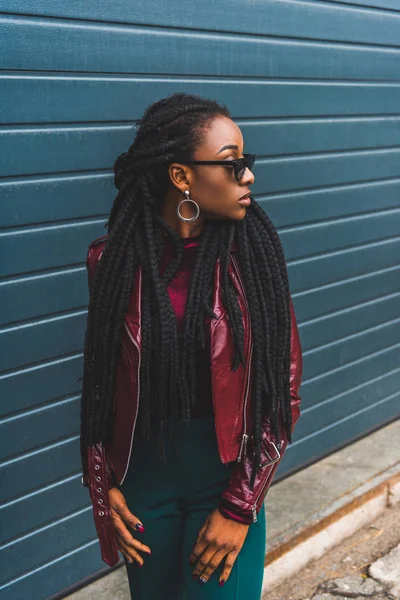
[240,166,255,186]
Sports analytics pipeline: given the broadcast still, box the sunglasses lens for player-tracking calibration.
[237,163,247,180]
[236,155,255,180]
[247,155,255,170]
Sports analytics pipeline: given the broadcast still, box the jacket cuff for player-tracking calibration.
[218,498,253,525]
[81,462,117,489]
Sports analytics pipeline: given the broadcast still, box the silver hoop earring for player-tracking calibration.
[177,190,200,223]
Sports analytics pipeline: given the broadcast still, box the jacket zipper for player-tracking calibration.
[251,470,273,523]
[120,321,141,485]
[231,255,253,464]
[237,343,253,462]
[237,433,249,464]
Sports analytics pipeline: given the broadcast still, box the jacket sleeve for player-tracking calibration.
[81,237,117,491]
[80,237,120,567]
[219,295,303,524]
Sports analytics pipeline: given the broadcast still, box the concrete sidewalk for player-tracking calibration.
[262,419,400,595]
[266,501,400,600]
[66,419,400,600]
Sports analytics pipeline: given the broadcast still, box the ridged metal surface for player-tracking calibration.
[0,1,399,598]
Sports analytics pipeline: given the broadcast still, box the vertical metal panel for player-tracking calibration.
[1,1,399,598]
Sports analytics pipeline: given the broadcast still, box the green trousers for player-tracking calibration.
[119,417,266,600]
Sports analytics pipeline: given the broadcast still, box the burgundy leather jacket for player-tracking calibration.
[82,236,303,567]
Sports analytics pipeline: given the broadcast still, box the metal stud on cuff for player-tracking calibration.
[99,511,105,516]
[98,499,103,504]
[94,465,100,470]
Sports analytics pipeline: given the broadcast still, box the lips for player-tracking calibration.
[238,196,251,207]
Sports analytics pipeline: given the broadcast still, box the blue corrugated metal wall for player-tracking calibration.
[1,1,399,598]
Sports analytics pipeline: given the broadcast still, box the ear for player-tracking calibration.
[168,163,193,193]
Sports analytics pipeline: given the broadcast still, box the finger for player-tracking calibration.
[219,551,239,585]
[117,540,135,565]
[188,540,208,565]
[110,500,145,533]
[194,549,226,584]
[110,508,137,546]
[116,528,151,555]
[116,536,145,567]
[110,506,145,540]
[192,548,218,579]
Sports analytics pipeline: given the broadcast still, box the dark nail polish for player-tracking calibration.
[139,563,143,569]
[199,577,207,585]
[136,524,145,533]
[219,580,226,587]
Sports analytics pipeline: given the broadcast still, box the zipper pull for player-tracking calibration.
[251,505,258,523]
[237,434,249,463]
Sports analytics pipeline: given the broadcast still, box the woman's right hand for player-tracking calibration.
[108,487,152,566]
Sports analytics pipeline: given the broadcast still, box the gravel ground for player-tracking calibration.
[264,502,400,600]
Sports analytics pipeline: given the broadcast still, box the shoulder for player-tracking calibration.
[86,234,109,275]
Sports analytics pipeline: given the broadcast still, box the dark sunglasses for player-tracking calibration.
[186,153,256,182]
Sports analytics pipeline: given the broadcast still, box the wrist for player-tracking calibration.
[218,499,253,525]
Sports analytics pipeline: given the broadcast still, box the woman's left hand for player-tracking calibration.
[189,508,250,585]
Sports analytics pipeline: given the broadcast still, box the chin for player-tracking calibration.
[229,206,247,221]
[207,206,247,222]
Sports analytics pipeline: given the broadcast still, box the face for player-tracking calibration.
[169,116,255,222]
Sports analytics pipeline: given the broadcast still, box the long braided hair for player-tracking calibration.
[80,92,292,487]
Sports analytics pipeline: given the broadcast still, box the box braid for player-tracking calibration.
[80,92,292,487]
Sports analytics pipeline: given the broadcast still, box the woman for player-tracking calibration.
[80,92,303,600]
